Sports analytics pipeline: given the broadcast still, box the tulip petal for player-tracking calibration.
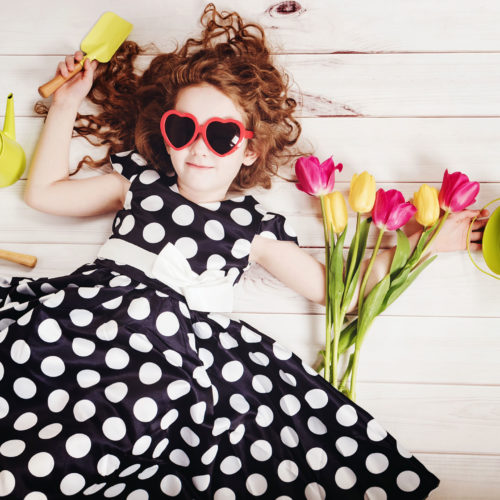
[449,181,480,212]
[386,202,417,231]
[295,156,322,196]
[372,189,389,228]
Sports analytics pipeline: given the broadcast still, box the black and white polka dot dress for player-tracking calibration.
[0,150,440,499]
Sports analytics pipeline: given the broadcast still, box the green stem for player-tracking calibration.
[343,212,361,302]
[319,196,331,383]
[339,352,354,393]
[358,228,384,313]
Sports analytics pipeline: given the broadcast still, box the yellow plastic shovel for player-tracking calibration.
[38,12,133,98]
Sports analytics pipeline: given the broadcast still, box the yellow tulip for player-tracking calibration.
[324,191,348,235]
[413,184,440,227]
[348,172,376,213]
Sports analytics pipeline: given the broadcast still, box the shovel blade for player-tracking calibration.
[81,11,133,63]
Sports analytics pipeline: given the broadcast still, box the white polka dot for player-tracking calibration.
[302,361,319,376]
[132,435,152,456]
[305,388,328,409]
[397,441,413,458]
[27,452,54,477]
[102,296,123,309]
[14,412,37,431]
[10,339,30,364]
[139,170,160,184]
[104,483,126,497]
[133,397,158,422]
[206,254,226,270]
[273,342,292,360]
[124,191,133,210]
[163,349,183,367]
[77,369,100,388]
[138,465,159,480]
[73,399,96,422]
[279,370,297,386]
[220,456,241,475]
[181,427,200,447]
[40,356,65,377]
[259,230,277,240]
[78,286,100,299]
[229,393,249,414]
[156,311,179,336]
[335,437,358,459]
[249,352,269,366]
[229,423,245,445]
[129,333,152,352]
[48,389,69,413]
[305,482,326,500]
[38,423,62,440]
[280,394,301,416]
[172,204,195,225]
[169,449,190,467]
[252,374,273,393]
[204,220,225,240]
[102,417,127,441]
[241,326,261,343]
[214,488,235,500]
[161,409,179,430]
[190,402,207,425]
[201,445,218,465]
[143,222,165,243]
[105,348,130,370]
[364,486,387,500]
[119,464,141,477]
[137,362,162,385]
[14,377,36,399]
[175,237,198,259]
[153,441,169,459]
[306,447,328,470]
[231,239,251,259]
[0,470,15,496]
[38,318,62,343]
[212,417,231,436]
[277,460,299,482]
[397,471,420,492]
[109,275,132,287]
[103,382,127,403]
[255,405,274,427]
[69,309,93,327]
[179,301,190,318]
[160,474,182,496]
[97,454,121,476]
[284,219,297,237]
[366,453,389,474]
[367,419,388,442]
[16,308,31,323]
[335,466,357,489]
[141,195,164,211]
[222,361,244,383]
[66,434,91,458]
[96,320,118,341]
[246,473,267,496]
[24,492,48,500]
[219,331,238,349]
[1,439,26,457]
[308,416,327,435]
[60,473,86,495]
[167,380,191,400]
[231,208,252,226]
[128,297,150,320]
[280,426,299,448]
[41,290,64,308]
[250,440,272,461]
[72,337,95,357]
[336,405,358,426]
[193,321,212,339]
[192,474,210,492]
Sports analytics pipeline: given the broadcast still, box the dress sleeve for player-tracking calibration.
[257,212,299,245]
[109,150,147,181]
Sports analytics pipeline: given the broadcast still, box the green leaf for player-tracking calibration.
[330,226,347,319]
[357,274,390,343]
[342,264,361,315]
[337,318,358,354]
[407,222,438,268]
[355,218,372,270]
[390,229,410,276]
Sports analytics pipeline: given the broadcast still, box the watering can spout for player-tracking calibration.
[3,93,16,141]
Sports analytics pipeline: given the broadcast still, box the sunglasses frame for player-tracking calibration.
[160,110,254,157]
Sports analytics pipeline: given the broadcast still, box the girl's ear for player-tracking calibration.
[242,147,259,166]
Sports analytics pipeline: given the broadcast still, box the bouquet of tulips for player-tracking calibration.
[295,157,480,401]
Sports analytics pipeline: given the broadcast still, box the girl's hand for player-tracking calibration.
[52,51,99,106]
[433,208,490,253]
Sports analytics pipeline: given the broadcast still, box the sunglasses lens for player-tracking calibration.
[164,114,196,148]
[206,121,241,155]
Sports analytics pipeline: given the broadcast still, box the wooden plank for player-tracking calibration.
[4,54,500,117]
[2,0,500,54]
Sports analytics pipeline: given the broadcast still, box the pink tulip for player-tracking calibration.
[372,188,417,231]
[438,169,480,212]
[295,156,343,196]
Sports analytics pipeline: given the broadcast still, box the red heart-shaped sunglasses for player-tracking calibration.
[160,110,254,157]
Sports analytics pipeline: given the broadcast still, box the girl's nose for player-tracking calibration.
[190,132,210,155]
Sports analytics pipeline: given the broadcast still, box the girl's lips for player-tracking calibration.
[187,162,213,169]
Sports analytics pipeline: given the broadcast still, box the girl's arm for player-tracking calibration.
[24,53,129,217]
[249,208,488,312]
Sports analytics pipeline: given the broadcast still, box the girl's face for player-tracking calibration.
[165,83,258,203]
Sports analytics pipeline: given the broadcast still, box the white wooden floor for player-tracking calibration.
[1,1,500,498]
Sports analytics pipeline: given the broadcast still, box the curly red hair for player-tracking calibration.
[36,4,306,190]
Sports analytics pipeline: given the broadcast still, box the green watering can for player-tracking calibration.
[0,93,26,187]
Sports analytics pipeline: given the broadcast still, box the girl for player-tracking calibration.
[0,4,487,499]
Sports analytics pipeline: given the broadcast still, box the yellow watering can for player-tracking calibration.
[0,93,26,187]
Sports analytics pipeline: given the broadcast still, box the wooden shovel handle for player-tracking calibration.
[0,249,37,268]
[38,63,83,98]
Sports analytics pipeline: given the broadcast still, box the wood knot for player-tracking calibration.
[266,1,305,17]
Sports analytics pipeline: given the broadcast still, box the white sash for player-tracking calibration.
[97,239,234,312]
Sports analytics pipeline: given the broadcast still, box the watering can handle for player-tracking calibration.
[0,249,37,268]
[38,63,84,98]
